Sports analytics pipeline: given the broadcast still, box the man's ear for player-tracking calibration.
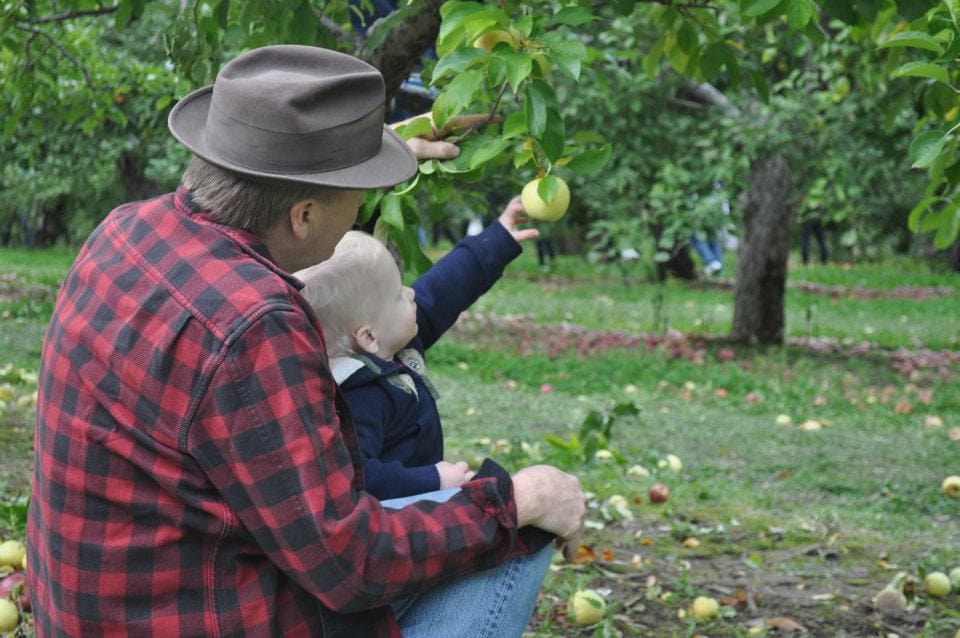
[353,325,379,355]
[289,199,313,240]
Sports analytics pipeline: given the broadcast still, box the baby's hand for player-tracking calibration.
[498,196,540,244]
[436,460,473,489]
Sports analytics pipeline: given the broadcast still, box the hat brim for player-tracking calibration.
[168,85,418,190]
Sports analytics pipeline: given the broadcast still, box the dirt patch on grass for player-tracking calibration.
[530,516,958,636]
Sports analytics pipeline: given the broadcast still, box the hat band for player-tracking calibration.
[203,101,386,174]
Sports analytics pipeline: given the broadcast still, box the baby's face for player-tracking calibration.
[366,250,418,359]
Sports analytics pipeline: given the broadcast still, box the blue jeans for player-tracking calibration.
[382,488,554,638]
[690,233,723,265]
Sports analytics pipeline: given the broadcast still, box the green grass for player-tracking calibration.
[2,244,959,636]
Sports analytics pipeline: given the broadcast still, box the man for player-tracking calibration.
[28,45,585,637]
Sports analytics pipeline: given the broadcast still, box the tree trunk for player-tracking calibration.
[651,224,696,281]
[34,198,69,247]
[119,146,164,203]
[363,0,445,102]
[731,154,792,344]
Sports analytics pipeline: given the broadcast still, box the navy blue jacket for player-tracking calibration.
[332,222,521,499]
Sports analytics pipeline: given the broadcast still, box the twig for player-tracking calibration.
[445,79,510,144]
[14,22,95,90]
[29,5,118,24]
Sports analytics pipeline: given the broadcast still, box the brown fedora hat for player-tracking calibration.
[168,45,417,189]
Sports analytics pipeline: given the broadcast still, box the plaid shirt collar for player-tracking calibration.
[172,185,305,292]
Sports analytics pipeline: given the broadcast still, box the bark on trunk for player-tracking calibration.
[731,154,792,344]
[363,0,445,102]
[119,147,164,203]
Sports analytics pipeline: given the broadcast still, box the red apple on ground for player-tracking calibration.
[649,483,670,504]
[0,572,29,611]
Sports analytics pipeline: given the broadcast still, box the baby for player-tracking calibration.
[295,196,538,500]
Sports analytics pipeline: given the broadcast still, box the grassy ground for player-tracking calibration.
[1,245,959,636]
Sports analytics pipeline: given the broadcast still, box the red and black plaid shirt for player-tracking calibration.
[28,188,531,637]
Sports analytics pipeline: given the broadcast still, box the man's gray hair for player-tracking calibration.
[182,157,341,232]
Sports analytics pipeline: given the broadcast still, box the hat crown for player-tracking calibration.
[167,44,418,189]
[213,45,385,134]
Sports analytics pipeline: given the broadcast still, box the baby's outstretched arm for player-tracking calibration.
[435,460,474,489]
[498,196,540,244]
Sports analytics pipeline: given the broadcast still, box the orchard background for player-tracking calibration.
[2,0,960,635]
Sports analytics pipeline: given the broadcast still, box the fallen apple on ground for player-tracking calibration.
[521,177,570,222]
[949,566,960,588]
[567,589,606,626]
[924,571,951,597]
[690,595,720,621]
[775,414,792,426]
[0,572,29,611]
[0,541,24,570]
[648,483,669,504]
[942,475,960,498]
[0,598,17,632]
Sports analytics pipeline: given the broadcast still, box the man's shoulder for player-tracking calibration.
[103,193,306,339]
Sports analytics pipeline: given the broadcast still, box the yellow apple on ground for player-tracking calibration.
[0,599,17,632]
[925,571,952,597]
[0,541,24,569]
[775,414,792,426]
[665,454,683,472]
[943,475,960,498]
[949,566,960,588]
[690,595,720,621]
[567,589,606,626]
[473,28,520,52]
[521,177,570,222]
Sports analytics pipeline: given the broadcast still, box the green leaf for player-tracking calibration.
[563,145,612,174]
[676,22,698,55]
[394,117,434,140]
[749,69,770,103]
[115,0,133,27]
[501,50,533,91]
[893,61,951,85]
[537,174,560,204]
[743,0,783,18]
[380,193,404,229]
[547,6,594,26]
[878,31,945,54]
[431,69,483,129]
[215,0,230,30]
[432,48,485,83]
[934,204,960,249]
[644,36,665,80]
[541,113,566,163]
[469,137,512,168]
[524,81,550,138]
[542,32,586,81]
[502,110,527,139]
[909,130,948,169]
[907,196,940,231]
[785,0,814,28]
[288,0,317,45]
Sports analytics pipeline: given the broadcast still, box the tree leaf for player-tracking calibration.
[287,0,317,45]
[431,48,486,83]
[469,137,512,168]
[564,145,612,174]
[785,0,814,28]
[933,203,960,249]
[893,61,951,85]
[542,32,585,81]
[541,109,566,162]
[878,31,945,54]
[547,6,595,26]
[524,81,551,138]
[501,50,533,91]
[380,193,404,229]
[537,174,560,204]
[743,0,783,18]
[909,130,947,169]
[907,196,941,232]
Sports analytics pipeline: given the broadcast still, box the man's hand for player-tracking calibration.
[436,460,473,489]
[391,113,501,161]
[511,465,585,556]
[497,196,540,244]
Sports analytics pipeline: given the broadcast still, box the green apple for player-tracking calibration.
[690,595,719,621]
[522,177,570,222]
[0,599,17,632]
[924,571,951,597]
[0,541,24,569]
[567,589,606,626]
[949,566,960,588]
[943,475,960,498]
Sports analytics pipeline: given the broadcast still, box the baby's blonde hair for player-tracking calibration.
[295,231,388,358]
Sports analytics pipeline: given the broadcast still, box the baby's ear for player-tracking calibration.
[353,325,379,354]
